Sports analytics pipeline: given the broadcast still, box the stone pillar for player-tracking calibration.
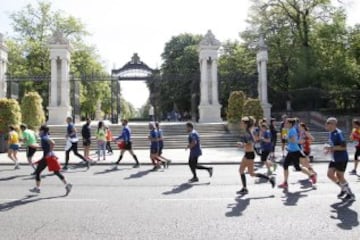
[198,30,222,123]
[0,33,8,98]
[256,34,272,122]
[47,31,73,125]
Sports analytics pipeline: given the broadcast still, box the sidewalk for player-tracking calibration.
[0,144,357,166]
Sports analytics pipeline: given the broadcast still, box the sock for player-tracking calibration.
[241,173,247,188]
[133,155,139,164]
[116,155,123,164]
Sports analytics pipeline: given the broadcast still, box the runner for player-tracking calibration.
[280,114,288,158]
[105,126,113,155]
[113,119,140,169]
[7,125,20,169]
[29,125,72,195]
[64,116,89,170]
[324,117,355,201]
[260,123,277,175]
[95,121,106,161]
[148,122,163,171]
[299,122,315,165]
[349,119,360,175]
[81,118,92,161]
[155,122,171,168]
[20,124,38,173]
[269,118,277,160]
[278,118,316,189]
[185,122,213,183]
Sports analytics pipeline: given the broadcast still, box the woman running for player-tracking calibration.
[237,117,275,195]
[8,125,20,169]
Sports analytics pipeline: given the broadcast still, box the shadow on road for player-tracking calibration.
[0,174,29,181]
[330,200,359,230]
[225,195,275,217]
[0,194,66,212]
[21,173,57,181]
[124,169,152,180]
[94,167,130,175]
[281,188,313,206]
[298,179,313,189]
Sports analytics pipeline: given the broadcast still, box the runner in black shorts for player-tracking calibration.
[349,119,360,175]
[325,117,355,201]
[237,117,275,195]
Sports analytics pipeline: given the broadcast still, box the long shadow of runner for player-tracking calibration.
[330,200,359,230]
[162,182,210,195]
[124,169,152,180]
[226,195,275,217]
[281,188,313,206]
[22,173,56,181]
[0,174,29,181]
[0,194,66,212]
[94,167,130,175]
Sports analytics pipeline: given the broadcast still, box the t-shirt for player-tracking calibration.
[96,128,106,141]
[149,129,159,150]
[261,130,273,152]
[67,123,77,139]
[240,130,254,144]
[188,130,202,158]
[350,128,360,148]
[81,123,91,139]
[287,127,301,152]
[22,129,37,147]
[8,130,19,145]
[280,122,288,139]
[41,134,51,157]
[329,128,349,162]
[116,126,131,142]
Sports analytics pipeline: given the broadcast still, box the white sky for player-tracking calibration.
[0,0,359,109]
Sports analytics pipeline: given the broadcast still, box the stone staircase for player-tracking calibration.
[46,122,334,151]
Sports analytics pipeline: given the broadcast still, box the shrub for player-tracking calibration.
[21,91,46,130]
[243,98,264,120]
[227,91,246,123]
[0,98,22,134]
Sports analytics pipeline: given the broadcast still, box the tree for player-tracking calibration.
[21,91,46,130]
[226,91,247,123]
[243,98,264,120]
[0,98,22,134]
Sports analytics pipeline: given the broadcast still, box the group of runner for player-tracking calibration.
[4,115,359,200]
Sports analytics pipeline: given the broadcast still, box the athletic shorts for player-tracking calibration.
[83,138,91,146]
[9,144,19,151]
[328,161,348,172]
[244,152,255,160]
[261,151,270,162]
[150,148,158,154]
[281,139,287,144]
[27,146,37,158]
[124,141,132,150]
[283,151,302,171]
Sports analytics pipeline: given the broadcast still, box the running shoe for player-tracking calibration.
[237,188,249,195]
[14,164,20,170]
[188,177,199,183]
[208,167,213,178]
[62,166,68,171]
[310,174,317,184]
[29,187,40,193]
[344,193,355,201]
[65,183,72,196]
[278,182,288,189]
[269,176,276,188]
[349,169,357,175]
[337,190,346,198]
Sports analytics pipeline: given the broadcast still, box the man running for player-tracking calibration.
[280,114,288,158]
[324,117,355,201]
[349,119,360,175]
[64,116,89,170]
[113,119,140,169]
[29,125,72,195]
[148,122,163,171]
[20,124,38,173]
[81,118,92,161]
[155,122,171,168]
[186,122,213,183]
[278,118,316,189]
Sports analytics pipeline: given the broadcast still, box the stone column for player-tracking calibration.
[47,31,73,125]
[256,34,272,122]
[0,33,8,98]
[198,30,222,123]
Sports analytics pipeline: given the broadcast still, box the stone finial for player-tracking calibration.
[258,34,267,50]
[49,30,69,45]
[200,30,221,47]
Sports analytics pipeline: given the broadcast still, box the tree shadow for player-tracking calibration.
[0,194,66,212]
[281,188,313,206]
[225,195,275,217]
[124,169,152,180]
[94,167,130,175]
[330,200,359,230]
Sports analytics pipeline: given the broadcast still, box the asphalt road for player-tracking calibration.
[0,163,359,240]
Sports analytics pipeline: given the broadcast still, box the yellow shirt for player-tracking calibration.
[8,130,19,145]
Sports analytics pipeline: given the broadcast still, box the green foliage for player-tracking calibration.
[227,91,246,123]
[243,98,264,121]
[0,98,22,134]
[21,92,46,130]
